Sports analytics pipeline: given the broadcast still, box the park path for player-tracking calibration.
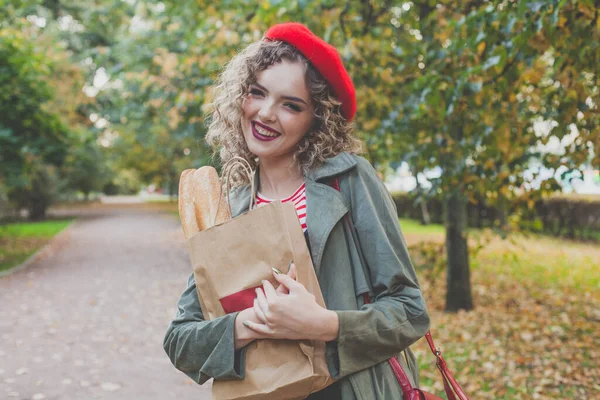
[0,206,212,400]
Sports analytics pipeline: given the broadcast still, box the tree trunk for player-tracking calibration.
[412,166,431,225]
[444,192,474,311]
[497,194,509,230]
[168,168,177,202]
[28,202,47,221]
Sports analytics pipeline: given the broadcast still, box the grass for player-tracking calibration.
[145,198,178,204]
[399,218,600,291]
[400,219,600,399]
[399,218,445,235]
[0,219,73,273]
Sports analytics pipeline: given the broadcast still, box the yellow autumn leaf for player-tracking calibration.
[558,15,567,27]
[484,159,495,171]
[362,119,379,131]
[477,41,486,55]
[522,68,543,84]
[380,68,393,83]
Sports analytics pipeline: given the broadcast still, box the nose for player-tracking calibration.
[257,101,276,123]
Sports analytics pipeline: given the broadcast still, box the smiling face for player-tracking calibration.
[241,59,315,166]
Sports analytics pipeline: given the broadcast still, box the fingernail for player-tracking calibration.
[261,280,266,285]
[272,267,282,275]
[243,321,250,328]
[288,260,293,268]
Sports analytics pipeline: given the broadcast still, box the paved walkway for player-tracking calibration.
[0,206,211,399]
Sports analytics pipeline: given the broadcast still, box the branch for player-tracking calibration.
[360,0,374,35]
[482,55,518,86]
[339,3,350,42]
[461,0,486,15]
[360,0,393,35]
[373,0,393,20]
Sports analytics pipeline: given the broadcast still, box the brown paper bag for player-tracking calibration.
[188,197,334,400]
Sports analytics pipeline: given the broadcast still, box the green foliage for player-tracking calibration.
[112,169,142,195]
[394,191,600,242]
[0,25,69,177]
[387,1,599,207]
[0,18,75,218]
[62,134,110,198]
[6,157,63,220]
[1,2,115,216]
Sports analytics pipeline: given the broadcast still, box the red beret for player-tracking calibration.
[265,22,356,121]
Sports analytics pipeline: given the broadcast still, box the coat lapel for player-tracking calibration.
[304,180,348,274]
[304,152,358,274]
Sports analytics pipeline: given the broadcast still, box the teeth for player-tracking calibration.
[255,124,279,137]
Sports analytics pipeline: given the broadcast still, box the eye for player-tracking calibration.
[248,88,264,97]
[284,103,302,112]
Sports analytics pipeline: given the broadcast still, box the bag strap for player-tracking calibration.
[222,156,256,216]
[424,333,469,400]
[330,177,470,400]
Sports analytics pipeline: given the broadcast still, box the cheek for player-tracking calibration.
[299,114,316,135]
[241,98,254,118]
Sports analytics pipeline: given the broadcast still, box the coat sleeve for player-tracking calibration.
[163,274,248,384]
[326,156,430,379]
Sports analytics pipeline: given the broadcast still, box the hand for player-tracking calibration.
[234,307,262,350]
[244,264,339,341]
[233,262,298,349]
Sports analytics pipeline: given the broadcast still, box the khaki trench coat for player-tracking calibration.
[163,152,431,399]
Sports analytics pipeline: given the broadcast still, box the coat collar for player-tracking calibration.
[228,152,358,274]
[229,152,358,216]
[304,151,358,183]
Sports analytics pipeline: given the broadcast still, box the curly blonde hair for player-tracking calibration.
[205,39,363,186]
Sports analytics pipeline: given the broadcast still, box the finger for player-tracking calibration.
[273,272,304,293]
[275,282,289,296]
[273,269,290,295]
[262,279,278,301]
[253,298,267,323]
[243,320,272,337]
[255,287,269,314]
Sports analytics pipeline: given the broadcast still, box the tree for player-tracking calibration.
[0,22,70,219]
[387,0,599,311]
[62,135,109,200]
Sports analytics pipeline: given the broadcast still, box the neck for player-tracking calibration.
[258,156,304,199]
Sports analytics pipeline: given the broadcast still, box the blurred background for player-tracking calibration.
[1,1,599,399]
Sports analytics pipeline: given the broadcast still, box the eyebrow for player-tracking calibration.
[252,83,308,106]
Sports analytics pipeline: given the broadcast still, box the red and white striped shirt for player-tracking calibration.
[255,183,307,232]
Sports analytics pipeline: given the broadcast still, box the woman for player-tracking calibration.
[163,22,430,399]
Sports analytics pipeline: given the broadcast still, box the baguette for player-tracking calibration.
[178,166,231,240]
[178,169,201,239]
[190,166,231,232]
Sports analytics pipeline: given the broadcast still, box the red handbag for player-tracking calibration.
[330,178,470,400]
[365,292,469,400]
